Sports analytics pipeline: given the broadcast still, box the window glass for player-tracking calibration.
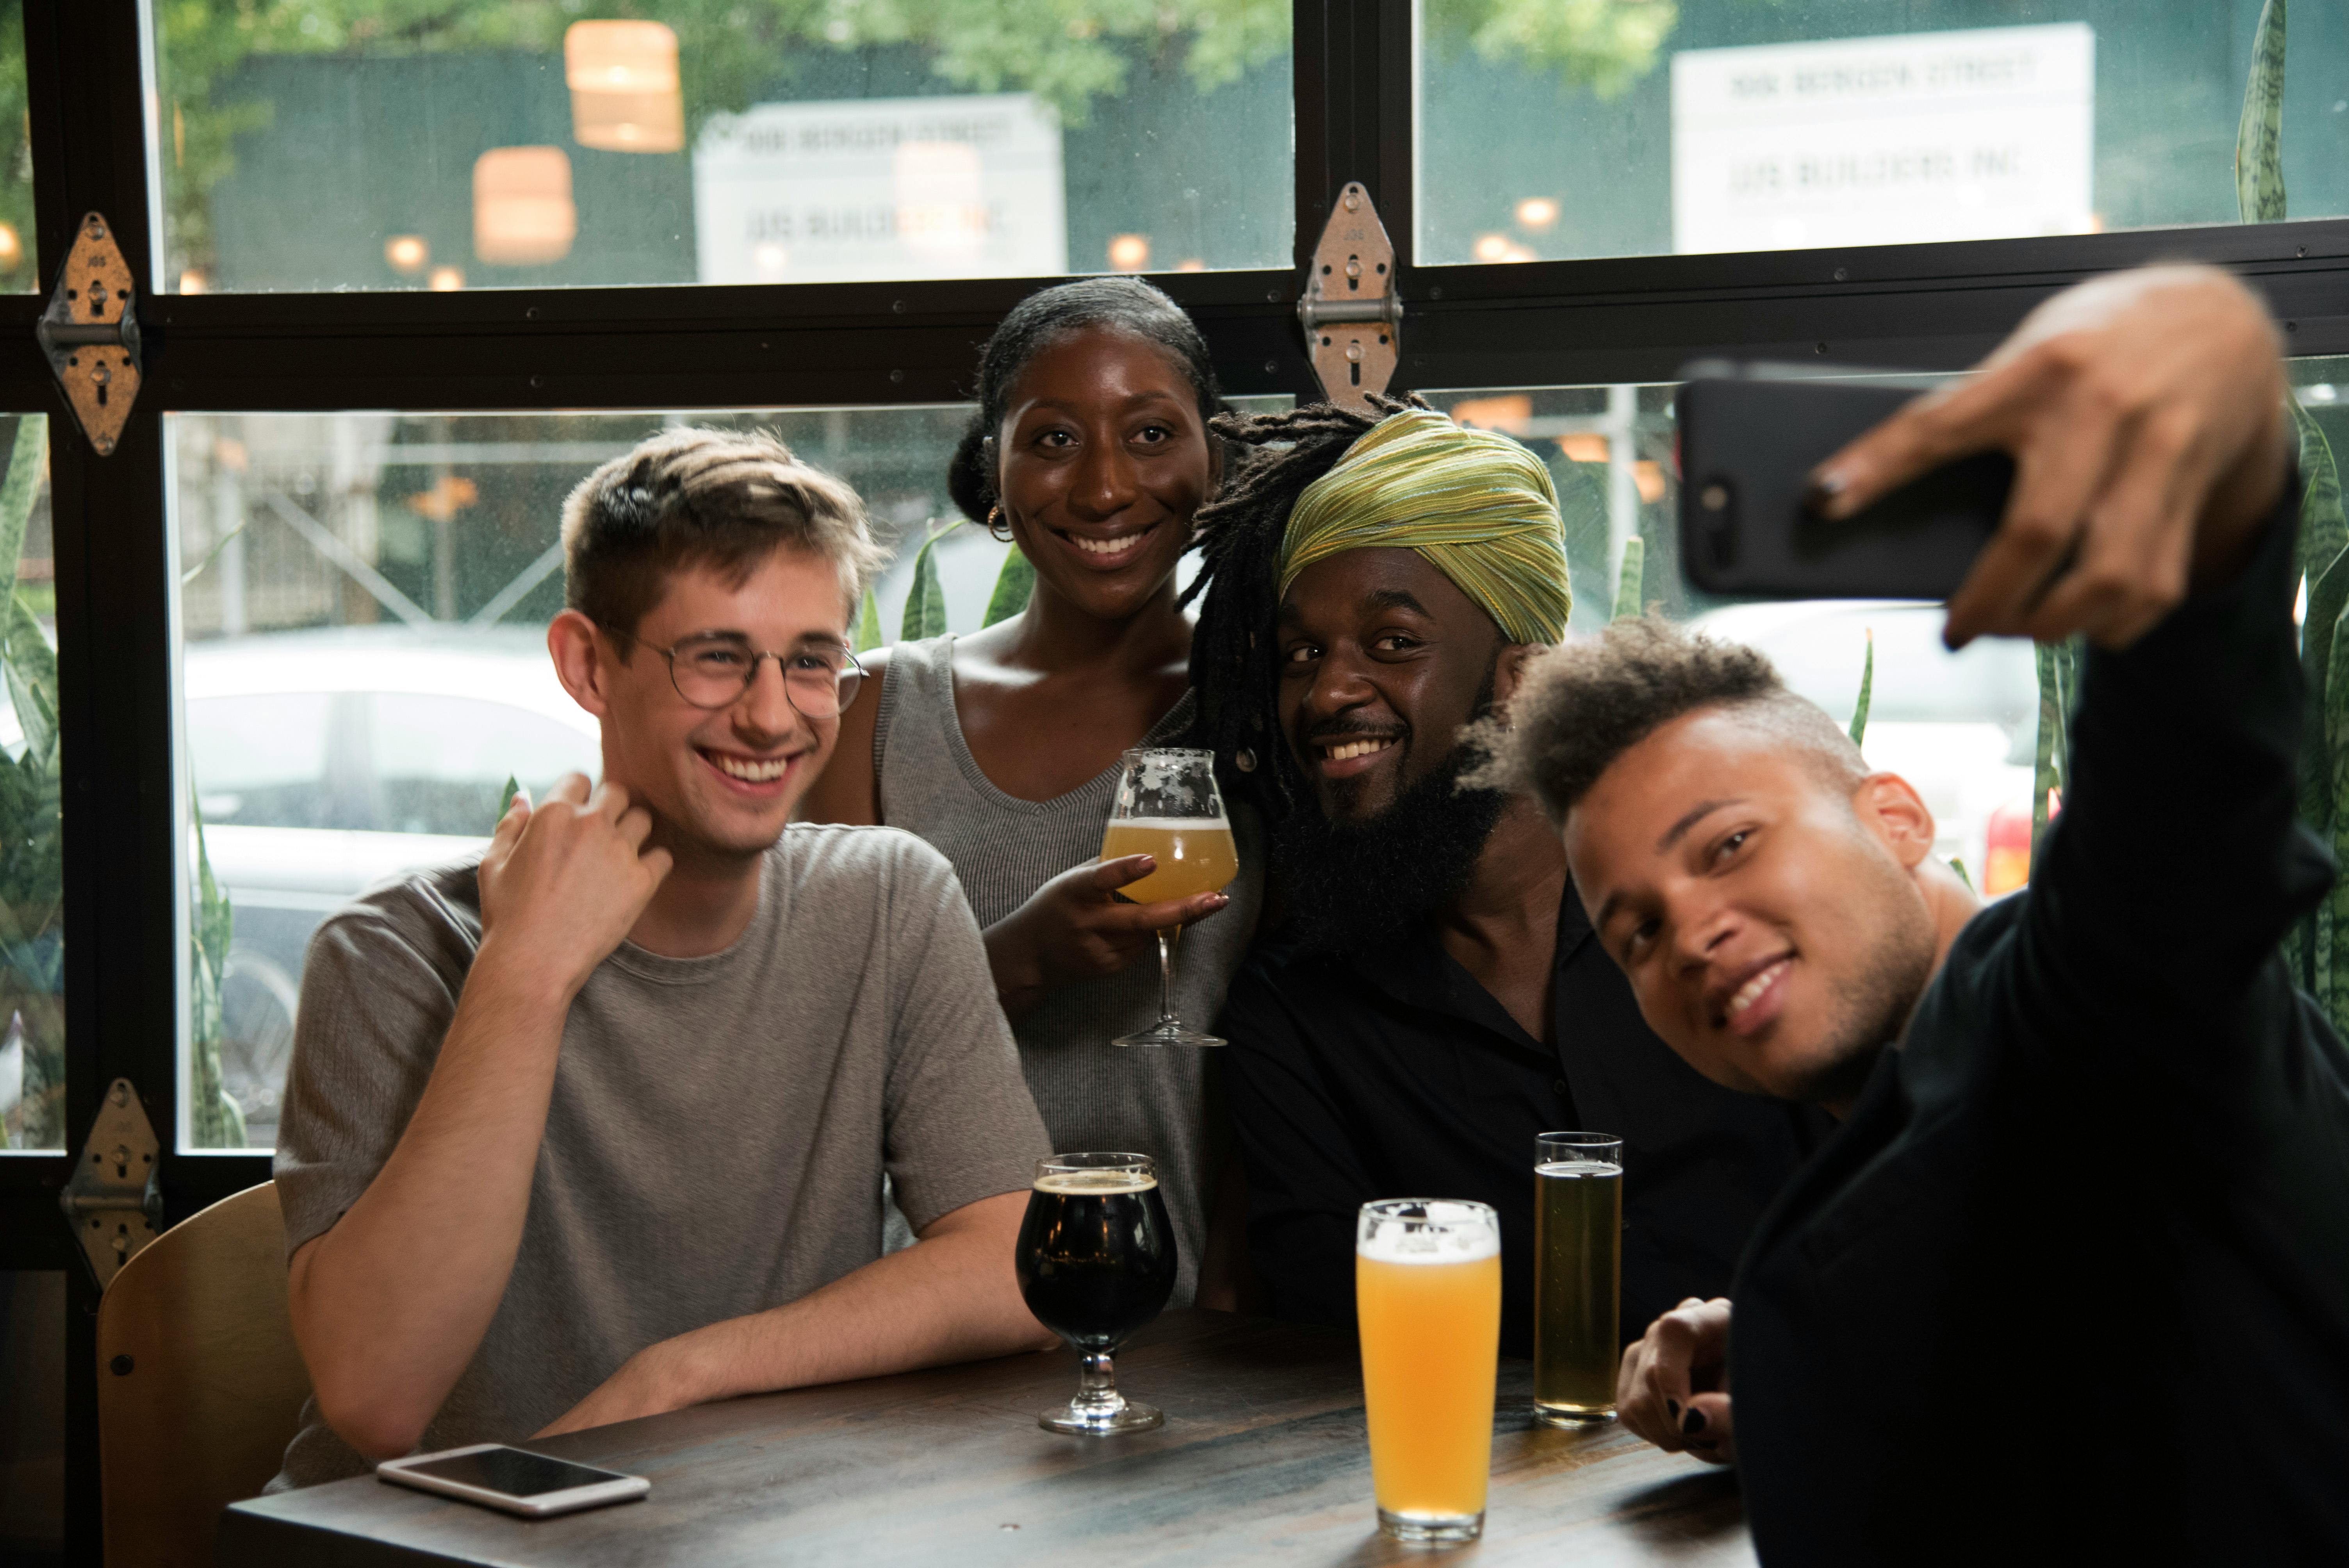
[152,3,1293,292]
[0,413,60,1151]
[168,397,1282,1148]
[1419,3,2330,265]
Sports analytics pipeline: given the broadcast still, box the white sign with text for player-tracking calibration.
[1671,24,2095,255]
[694,93,1067,284]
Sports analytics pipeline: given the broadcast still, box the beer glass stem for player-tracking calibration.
[1154,927,1178,1025]
[1072,1350,1128,1419]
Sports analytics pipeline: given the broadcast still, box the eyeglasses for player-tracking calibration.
[611,627,866,718]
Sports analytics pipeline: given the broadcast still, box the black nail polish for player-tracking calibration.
[1681,1407,1707,1436]
[1665,1399,1681,1419]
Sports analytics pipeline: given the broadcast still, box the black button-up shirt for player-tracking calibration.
[1222,878,1830,1357]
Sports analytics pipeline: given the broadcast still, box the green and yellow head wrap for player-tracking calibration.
[1275,409,1571,644]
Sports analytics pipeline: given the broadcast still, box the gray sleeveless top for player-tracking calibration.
[873,634,1264,1306]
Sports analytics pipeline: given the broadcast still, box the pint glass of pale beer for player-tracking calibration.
[1533,1131,1622,1426]
[1355,1199,1502,1543]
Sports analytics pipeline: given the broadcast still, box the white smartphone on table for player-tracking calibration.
[376,1443,650,1518]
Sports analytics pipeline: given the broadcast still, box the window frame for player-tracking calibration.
[10,2,2349,1557]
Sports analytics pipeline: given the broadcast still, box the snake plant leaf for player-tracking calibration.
[855,589,884,653]
[2,597,56,770]
[497,776,520,824]
[2029,637,2082,873]
[983,543,1036,627]
[186,787,248,1150]
[2294,406,2349,840]
[2323,583,2349,1034]
[1947,856,1975,893]
[900,520,957,642]
[1848,628,1875,747]
[2236,0,2289,225]
[1611,535,1646,622]
[0,416,44,605]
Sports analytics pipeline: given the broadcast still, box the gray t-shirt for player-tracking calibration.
[268,823,1051,1490]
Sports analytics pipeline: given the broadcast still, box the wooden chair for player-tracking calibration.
[96,1180,312,1568]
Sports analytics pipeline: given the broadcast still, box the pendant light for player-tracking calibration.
[565,20,684,153]
[473,147,577,266]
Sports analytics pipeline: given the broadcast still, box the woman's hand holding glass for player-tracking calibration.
[984,856,1229,1021]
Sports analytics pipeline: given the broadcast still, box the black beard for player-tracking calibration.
[1271,744,1510,956]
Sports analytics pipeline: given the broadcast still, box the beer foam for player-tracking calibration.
[1034,1170,1158,1194]
[1356,1201,1501,1264]
[1105,817,1231,831]
[1536,1160,1622,1180]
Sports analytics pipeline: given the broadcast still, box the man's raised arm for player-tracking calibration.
[1809,265,2305,1024]
[284,777,668,1459]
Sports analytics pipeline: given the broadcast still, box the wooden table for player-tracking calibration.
[221,1310,1753,1566]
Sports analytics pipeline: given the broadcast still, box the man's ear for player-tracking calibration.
[549,610,616,717]
[1490,642,1545,712]
[1851,772,1938,871]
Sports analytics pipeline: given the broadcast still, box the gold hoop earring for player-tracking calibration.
[986,504,1013,544]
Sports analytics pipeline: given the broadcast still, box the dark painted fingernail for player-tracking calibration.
[1681,1407,1707,1436]
[1665,1399,1681,1419]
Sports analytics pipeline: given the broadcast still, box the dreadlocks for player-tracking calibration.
[1180,393,1429,823]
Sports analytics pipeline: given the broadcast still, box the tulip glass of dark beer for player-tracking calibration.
[1015,1152,1178,1434]
[1533,1131,1623,1425]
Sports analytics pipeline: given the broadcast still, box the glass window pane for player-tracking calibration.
[167,397,1283,1148]
[153,5,1292,293]
[1420,4,2321,265]
[0,415,58,1151]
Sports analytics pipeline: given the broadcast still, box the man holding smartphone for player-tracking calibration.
[269,428,1055,1488]
[1481,267,2349,1559]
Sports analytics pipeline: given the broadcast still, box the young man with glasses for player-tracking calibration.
[268,428,1056,1488]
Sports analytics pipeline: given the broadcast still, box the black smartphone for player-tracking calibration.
[1676,360,2015,600]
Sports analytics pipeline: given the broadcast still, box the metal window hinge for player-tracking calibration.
[59,1077,162,1292]
[37,212,144,457]
[1297,183,1401,412]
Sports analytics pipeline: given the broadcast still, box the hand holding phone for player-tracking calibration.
[1810,267,2290,649]
[1679,267,2291,649]
[378,1443,649,1518]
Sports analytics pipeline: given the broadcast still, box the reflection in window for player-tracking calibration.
[1420,3,2330,265]
[152,3,1292,292]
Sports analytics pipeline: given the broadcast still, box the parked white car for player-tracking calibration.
[1683,599,2040,894]
[183,626,602,1143]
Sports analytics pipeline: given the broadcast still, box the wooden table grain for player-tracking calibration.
[220,1309,1753,1566]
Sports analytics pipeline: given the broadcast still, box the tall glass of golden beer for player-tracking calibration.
[1355,1199,1502,1543]
[1101,747,1236,1047]
[1533,1131,1622,1426]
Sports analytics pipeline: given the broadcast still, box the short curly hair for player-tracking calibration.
[1473,615,1867,825]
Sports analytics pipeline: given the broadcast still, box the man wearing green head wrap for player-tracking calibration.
[1183,399,1828,1368]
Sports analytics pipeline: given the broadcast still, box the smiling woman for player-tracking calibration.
[799,277,1266,1310]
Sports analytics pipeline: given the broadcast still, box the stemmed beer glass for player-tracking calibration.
[1100,747,1238,1048]
[1015,1152,1178,1434]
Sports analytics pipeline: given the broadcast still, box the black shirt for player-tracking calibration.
[1733,492,2349,1563]
[1221,877,1830,1357]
